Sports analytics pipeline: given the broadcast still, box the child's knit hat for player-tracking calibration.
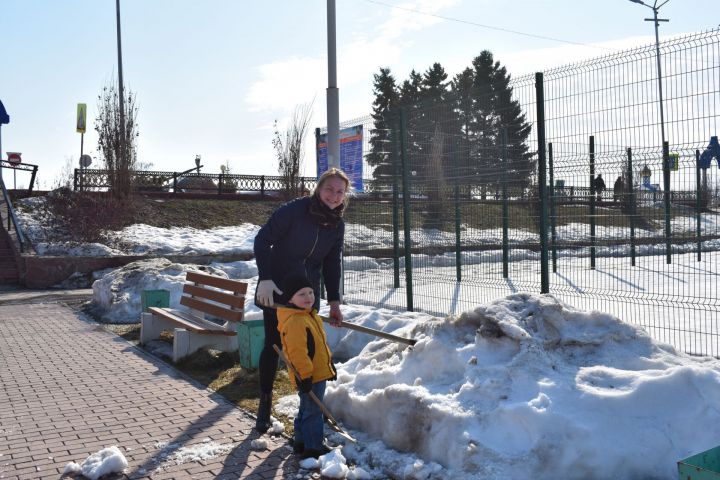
[282,273,313,304]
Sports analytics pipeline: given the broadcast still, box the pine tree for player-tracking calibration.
[450,67,475,180]
[469,50,533,189]
[418,63,452,228]
[398,70,424,179]
[367,68,399,187]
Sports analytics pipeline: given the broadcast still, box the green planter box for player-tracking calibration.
[237,319,265,369]
[141,290,170,312]
[678,446,720,480]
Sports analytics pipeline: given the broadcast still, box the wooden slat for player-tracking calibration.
[183,284,245,308]
[147,307,236,336]
[181,296,244,322]
[186,271,248,294]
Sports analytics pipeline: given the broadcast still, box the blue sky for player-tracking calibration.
[1,0,717,188]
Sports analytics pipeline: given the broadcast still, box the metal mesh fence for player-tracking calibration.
[341,29,720,357]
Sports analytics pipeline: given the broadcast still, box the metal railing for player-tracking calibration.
[340,29,720,357]
[0,174,26,252]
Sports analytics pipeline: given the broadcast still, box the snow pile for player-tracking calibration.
[169,439,234,465]
[326,293,720,479]
[106,223,259,256]
[90,258,229,323]
[63,446,128,480]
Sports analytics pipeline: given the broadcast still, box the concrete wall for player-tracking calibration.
[20,253,254,289]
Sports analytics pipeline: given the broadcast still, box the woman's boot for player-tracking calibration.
[255,392,272,433]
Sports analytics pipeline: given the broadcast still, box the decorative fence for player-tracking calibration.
[340,29,720,357]
[73,169,321,196]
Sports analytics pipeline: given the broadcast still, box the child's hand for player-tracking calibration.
[298,377,313,394]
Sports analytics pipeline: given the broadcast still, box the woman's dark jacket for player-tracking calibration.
[254,196,344,307]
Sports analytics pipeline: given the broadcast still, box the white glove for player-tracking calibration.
[256,280,282,307]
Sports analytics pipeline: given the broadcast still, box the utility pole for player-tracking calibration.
[116,0,126,155]
[326,0,340,169]
[629,0,669,148]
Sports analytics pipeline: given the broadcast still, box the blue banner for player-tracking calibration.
[316,125,363,191]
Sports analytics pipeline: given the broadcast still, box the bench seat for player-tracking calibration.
[140,271,248,362]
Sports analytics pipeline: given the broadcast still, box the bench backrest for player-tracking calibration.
[181,271,247,323]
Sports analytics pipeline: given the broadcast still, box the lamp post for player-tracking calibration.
[326,0,340,169]
[629,0,669,149]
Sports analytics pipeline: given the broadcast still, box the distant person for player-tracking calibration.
[277,272,336,459]
[613,176,624,203]
[594,174,606,201]
[252,167,349,433]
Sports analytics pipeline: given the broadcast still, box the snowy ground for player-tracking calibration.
[14,200,720,479]
[85,256,720,480]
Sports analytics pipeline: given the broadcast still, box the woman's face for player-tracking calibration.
[318,177,347,210]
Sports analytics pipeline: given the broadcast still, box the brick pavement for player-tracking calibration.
[0,303,300,479]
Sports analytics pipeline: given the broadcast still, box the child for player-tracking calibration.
[277,273,337,459]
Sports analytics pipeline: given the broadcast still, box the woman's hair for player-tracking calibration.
[314,168,351,207]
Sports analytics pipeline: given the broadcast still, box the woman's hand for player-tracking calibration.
[328,301,343,327]
[256,280,282,307]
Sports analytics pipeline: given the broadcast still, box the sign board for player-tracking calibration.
[0,99,9,125]
[668,152,679,171]
[76,103,87,133]
[316,125,363,191]
[80,154,92,168]
[6,152,21,165]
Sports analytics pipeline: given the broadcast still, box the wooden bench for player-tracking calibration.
[139,271,248,362]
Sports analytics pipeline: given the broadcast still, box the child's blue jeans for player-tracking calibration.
[294,380,326,450]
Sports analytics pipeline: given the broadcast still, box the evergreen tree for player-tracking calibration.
[450,67,475,180]
[398,70,423,179]
[469,50,533,189]
[418,63,451,228]
[367,68,399,186]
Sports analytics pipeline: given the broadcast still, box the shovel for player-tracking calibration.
[272,344,357,443]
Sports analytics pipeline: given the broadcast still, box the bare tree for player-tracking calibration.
[95,81,139,197]
[272,102,313,199]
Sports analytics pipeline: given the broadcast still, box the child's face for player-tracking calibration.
[290,287,315,309]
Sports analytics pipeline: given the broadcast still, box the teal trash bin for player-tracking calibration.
[141,290,170,312]
[678,446,720,480]
[237,319,265,369]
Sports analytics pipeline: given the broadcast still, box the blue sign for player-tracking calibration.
[316,125,363,191]
[699,136,720,169]
[0,100,9,125]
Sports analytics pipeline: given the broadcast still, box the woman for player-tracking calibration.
[253,167,349,433]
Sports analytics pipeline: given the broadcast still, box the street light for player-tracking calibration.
[326,0,340,169]
[629,0,670,149]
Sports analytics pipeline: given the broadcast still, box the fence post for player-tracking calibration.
[218,173,224,194]
[453,143,462,282]
[501,128,509,279]
[261,175,265,198]
[392,114,401,288]
[627,148,636,266]
[548,142,557,273]
[663,141,672,264]
[695,149,702,261]
[173,173,177,193]
[73,168,78,191]
[28,165,37,194]
[399,107,413,311]
[535,72,549,294]
[589,135,596,270]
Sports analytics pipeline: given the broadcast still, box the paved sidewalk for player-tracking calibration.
[0,303,300,480]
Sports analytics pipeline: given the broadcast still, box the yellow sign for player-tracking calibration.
[76,103,87,133]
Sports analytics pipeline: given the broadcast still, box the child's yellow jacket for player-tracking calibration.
[277,307,336,386]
